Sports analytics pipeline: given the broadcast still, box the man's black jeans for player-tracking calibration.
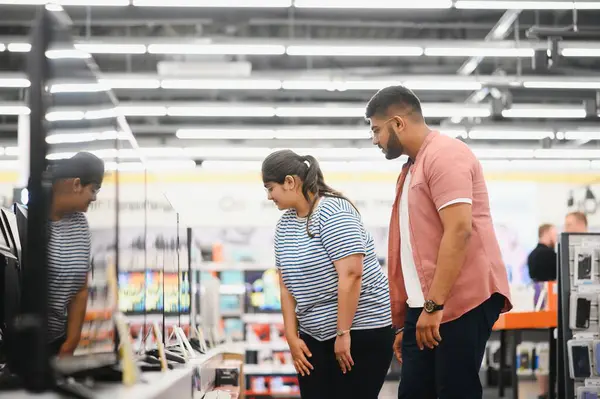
[398,294,505,399]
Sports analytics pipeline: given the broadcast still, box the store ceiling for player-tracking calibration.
[0,1,599,169]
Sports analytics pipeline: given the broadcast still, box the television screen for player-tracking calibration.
[145,271,163,313]
[118,272,145,314]
[245,269,281,313]
[164,271,191,314]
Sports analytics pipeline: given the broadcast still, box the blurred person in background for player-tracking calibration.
[262,149,393,399]
[365,85,512,399]
[528,224,558,282]
[47,152,104,357]
[528,214,588,399]
[565,211,588,234]
[527,223,557,399]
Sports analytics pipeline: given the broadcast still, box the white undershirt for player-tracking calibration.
[399,171,426,308]
[399,171,473,308]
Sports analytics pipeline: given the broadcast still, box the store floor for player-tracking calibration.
[379,381,538,398]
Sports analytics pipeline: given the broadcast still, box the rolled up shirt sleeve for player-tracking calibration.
[425,144,476,211]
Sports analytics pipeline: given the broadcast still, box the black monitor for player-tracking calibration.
[0,208,20,372]
[2,208,22,264]
[13,204,27,263]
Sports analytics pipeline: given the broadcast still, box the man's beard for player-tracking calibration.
[384,127,404,160]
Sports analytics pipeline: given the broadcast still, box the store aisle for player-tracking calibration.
[379,381,539,399]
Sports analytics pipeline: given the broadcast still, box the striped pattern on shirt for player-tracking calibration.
[47,212,91,342]
[274,196,392,342]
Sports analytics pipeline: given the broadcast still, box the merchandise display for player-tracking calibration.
[559,233,600,398]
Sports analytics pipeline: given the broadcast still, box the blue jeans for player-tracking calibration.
[398,294,505,399]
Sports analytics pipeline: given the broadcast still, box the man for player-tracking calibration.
[47,152,104,357]
[528,224,558,282]
[365,85,512,398]
[527,224,557,399]
[565,211,588,233]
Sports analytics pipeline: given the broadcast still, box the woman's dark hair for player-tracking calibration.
[262,149,358,237]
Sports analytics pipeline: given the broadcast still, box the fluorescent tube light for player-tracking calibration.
[502,107,586,119]
[404,80,482,91]
[45,48,91,60]
[49,82,110,94]
[0,105,30,116]
[0,0,128,4]
[99,78,161,89]
[523,81,600,89]
[561,48,600,57]
[424,47,534,57]
[0,44,4,52]
[161,79,282,90]
[563,131,600,141]
[167,106,276,118]
[294,0,452,8]
[286,45,424,57]
[148,44,286,55]
[134,0,291,6]
[176,128,369,140]
[7,43,31,53]
[75,43,147,54]
[104,160,196,171]
[46,130,127,144]
[0,78,30,88]
[455,1,600,10]
[117,106,167,117]
[274,106,365,118]
[468,130,554,140]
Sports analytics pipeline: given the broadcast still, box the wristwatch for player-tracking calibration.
[336,329,350,337]
[424,299,444,314]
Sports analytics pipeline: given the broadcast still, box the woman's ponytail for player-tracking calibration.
[261,149,359,238]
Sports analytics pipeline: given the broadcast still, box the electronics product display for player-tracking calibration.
[245,269,281,313]
[578,386,600,399]
[575,247,598,285]
[559,233,600,398]
[569,340,593,379]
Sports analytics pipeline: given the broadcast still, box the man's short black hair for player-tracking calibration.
[50,152,105,187]
[365,85,423,119]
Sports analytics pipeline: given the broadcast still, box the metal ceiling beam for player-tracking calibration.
[449,10,521,125]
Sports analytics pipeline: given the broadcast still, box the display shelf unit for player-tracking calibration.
[557,232,600,399]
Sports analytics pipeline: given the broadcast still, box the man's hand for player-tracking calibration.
[393,331,403,363]
[416,310,443,350]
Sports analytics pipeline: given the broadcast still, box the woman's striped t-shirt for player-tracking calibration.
[274,196,392,342]
[47,212,92,343]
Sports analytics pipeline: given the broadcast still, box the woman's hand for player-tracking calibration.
[334,333,354,374]
[289,337,314,377]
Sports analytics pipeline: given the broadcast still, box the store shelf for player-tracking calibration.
[244,364,296,375]
[242,314,283,324]
[245,342,289,351]
[193,262,273,271]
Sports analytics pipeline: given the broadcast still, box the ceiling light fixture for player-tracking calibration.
[134,0,291,6]
[148,44,286,55]
[293,0,452,8]
[454,1,600,10]
[424,47,534,57]
[286,45,424,57]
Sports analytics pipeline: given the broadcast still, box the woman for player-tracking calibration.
[262,149,393,399]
